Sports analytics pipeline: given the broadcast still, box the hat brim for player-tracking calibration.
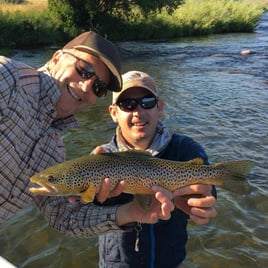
[113,84,158,104]
[74,46,122,92]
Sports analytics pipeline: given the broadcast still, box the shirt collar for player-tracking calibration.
[116,121,172,156]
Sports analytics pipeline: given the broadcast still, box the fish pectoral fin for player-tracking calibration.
[80,184,96,204]
[187,157,204,165]
[134,195,153,211]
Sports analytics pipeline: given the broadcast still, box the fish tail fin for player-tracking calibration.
[214,160,255,194]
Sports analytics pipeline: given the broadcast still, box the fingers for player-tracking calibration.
[152,185,173,200]
[174,184,212,197]
[110,181,126,198]
[188,195,216,208]
[95,178,112,203]
[189,205,217,225]
[152,186,175,220]
[93,146,106,155]
[173,184,217,225]
[154,191,175,219]
[188,194,217,224]
[95,178,126,203]
[67,196,79,203]
[116,186,175,226]
[191,205,217,219]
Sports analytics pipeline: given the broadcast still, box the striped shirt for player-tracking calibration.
[0,56,121,237]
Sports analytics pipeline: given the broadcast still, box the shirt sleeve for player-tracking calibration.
[34,196,124,238]
[34,137,131,238]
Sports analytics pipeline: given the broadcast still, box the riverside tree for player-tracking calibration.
[48,0,184,36]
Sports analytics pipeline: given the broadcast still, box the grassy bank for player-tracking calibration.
[0,0,268,53]
[108,0,267,40]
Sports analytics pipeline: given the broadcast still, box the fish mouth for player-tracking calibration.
[67,84,82,102]
[29,182,59,195]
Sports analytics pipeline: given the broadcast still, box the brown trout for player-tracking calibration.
[29,151,254,205]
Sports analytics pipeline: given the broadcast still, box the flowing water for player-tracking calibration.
[0,13,267,268]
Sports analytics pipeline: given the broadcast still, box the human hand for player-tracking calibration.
[92,145,106,155]
[173,184,217,225]
[67,177,125,203]
[93,146,126,203]
[68,146,125,203]
[116,186,175,226]
[95,178,126,203]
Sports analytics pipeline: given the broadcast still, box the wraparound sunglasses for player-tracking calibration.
[116,96,158,112]
[63,51,108,97]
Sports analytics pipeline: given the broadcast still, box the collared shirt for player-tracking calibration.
[0,56,65,222]
[0,56,122,237]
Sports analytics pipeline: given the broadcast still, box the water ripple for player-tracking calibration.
[1,12,268,268]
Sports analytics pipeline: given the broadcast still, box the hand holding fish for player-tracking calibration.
[95,178,126,203]
[173,184,217,225]
[93,148,175,224]
[93,146,127,203]
[29,151,254,223]
[116,185,175,226]
[67,177,125,203]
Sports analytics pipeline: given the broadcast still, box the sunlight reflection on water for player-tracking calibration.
[1,12,268,268]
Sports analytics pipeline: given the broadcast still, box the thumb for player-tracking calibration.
[93,146,106,155]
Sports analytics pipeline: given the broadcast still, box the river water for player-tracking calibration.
[1,12,267,268]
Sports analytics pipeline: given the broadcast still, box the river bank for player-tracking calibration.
[0,0,268,54]
[1,11,267,267]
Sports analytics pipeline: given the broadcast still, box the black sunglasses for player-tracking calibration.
[116,96,158,112]
[63,51,108,97]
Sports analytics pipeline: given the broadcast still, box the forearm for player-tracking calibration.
[34,196,123,238]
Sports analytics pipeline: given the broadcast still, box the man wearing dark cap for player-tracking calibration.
[0,32,172,238]
[0,31,123,223]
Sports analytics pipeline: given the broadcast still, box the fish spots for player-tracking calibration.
[29,152,254,198]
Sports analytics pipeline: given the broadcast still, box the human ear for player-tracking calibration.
[157,99,164,113]
[51,50,63,64]
[109,105,118,123]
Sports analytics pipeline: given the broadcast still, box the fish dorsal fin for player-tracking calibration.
[98,150,153,160]
[117,150,153,158]
[126,149,152,155]
[187,157,204,165]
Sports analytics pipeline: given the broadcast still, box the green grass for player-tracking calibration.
[169,0,264,34]
[107,0,266,40]
[0,0,267,52]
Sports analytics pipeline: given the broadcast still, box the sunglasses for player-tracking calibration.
[63,51,108,97]
[116,96,158,112]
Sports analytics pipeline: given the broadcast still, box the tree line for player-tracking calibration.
[0,0,266,52]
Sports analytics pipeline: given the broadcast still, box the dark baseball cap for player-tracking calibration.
[64,31,122,92]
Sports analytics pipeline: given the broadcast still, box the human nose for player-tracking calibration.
[132,103,144,114]
[78,78,95,93]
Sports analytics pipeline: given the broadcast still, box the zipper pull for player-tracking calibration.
[134,222,142,252]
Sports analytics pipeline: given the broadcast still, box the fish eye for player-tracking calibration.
[47,175,55,182]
